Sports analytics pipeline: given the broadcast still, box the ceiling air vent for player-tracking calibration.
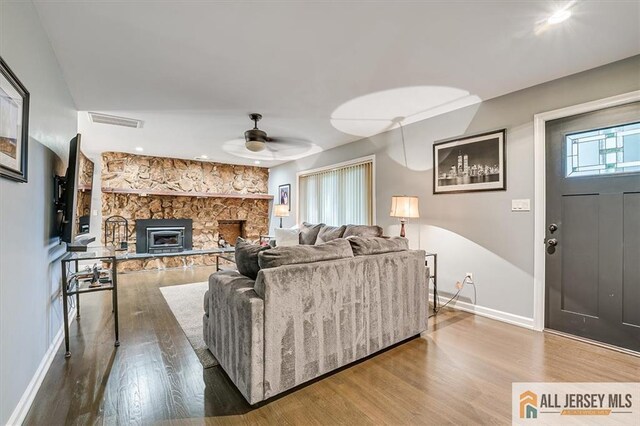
[88,112,144,128]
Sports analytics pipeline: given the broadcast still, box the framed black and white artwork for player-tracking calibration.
[278,183,291,210]
[0,56,29,182]
[433,129,506,194]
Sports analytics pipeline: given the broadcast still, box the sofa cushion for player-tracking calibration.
[348,236,409,256]
[315,225,346,244]
[258,238,353,269]
[235,237,270,280]
[299,222,324,245]
[343,224,383,238]
[274,227,300,247]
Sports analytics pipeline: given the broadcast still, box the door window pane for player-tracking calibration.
[566,121,640,177]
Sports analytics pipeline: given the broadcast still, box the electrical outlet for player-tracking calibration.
[465,272,473,283]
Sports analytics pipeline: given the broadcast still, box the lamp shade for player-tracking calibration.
[389,196,420,219]
[274,204,289,218]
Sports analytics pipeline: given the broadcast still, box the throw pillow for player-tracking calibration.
[348,236,409,256]
[343,224,384,238]
[258,238,354,269]
[299,222,324,245]
[274,227,300,247]
[315,225,347,245]
[234,237,270,280]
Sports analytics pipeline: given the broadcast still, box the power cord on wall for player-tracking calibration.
[429,275,476,318]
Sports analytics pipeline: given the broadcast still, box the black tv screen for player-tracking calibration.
[59,134,95,247]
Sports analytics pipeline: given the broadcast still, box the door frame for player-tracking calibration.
[532,90,640,331]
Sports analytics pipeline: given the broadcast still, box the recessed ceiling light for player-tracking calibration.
[135,147,143,152]
[547,8,571,25]
[254,160,261,165]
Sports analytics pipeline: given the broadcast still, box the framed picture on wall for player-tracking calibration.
[433,129,506,194]
[278,183,291,210]
[0,56,30,183]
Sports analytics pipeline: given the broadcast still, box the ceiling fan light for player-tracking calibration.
[246,140,266,152]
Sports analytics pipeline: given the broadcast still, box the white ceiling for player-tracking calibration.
[34,0,640,166]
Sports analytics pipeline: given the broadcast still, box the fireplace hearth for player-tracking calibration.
[136,219,193,254]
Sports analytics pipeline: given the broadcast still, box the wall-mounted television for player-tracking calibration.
[55,134,96,251]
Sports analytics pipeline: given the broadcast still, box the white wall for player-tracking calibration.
[0,2,77,424]
[268,55,640,322]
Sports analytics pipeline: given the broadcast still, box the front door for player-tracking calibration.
[545,101,640,352]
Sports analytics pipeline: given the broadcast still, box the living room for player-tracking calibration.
[1,1,639,425]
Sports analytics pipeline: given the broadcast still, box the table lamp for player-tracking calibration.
[274,204,289,228]
[389,195,420,237]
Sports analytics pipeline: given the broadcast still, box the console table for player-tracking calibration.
[61,247,119,358]
[113,247,235,271]
[61,247,236,358]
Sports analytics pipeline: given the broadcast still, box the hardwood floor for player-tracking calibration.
[24,266,639,425]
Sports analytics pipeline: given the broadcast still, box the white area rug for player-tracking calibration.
[160,282,218,368]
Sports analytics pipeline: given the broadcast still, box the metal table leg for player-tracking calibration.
[62,260,71,358]
[426,253,438,315]
[432,253,438,314]
[75,259,80,319]
[113,259,120,347]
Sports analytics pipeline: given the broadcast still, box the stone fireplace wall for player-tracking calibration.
[76,151,94,224]
[101,152,270,271]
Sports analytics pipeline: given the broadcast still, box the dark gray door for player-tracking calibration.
[546,102,640,352]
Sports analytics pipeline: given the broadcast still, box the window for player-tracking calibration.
[565,121,640,177]
[298,157,374,226]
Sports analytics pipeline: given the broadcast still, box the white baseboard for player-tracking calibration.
[6,308,76,426]
[430,295,534,330]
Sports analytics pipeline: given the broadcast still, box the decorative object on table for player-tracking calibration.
[278,183,291,210]
[104,215,129,251]
[0,56,30,182]
[88,263,102,288]
[433,129,506,194]
[259,235,274,247]
[273,203,289,228]
[218,235,228,248]
[389,195,420,237]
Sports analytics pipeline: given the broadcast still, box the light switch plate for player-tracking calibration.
[511,199,531,211]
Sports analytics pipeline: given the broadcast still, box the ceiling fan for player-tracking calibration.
[244,113,305,153]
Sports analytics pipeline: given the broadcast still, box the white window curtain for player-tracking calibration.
[298,159,373,226]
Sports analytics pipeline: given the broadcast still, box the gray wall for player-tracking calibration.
[0,2,77,424]
[269,55,640,320]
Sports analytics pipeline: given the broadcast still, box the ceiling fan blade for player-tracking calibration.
[267,136,309,144]
[267,140,310,153]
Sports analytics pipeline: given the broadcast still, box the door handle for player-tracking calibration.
[547,238,558,247]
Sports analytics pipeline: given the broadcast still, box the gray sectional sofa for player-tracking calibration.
[203,229,427,404]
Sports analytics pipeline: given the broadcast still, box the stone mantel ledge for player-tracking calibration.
[101,187,274,200]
